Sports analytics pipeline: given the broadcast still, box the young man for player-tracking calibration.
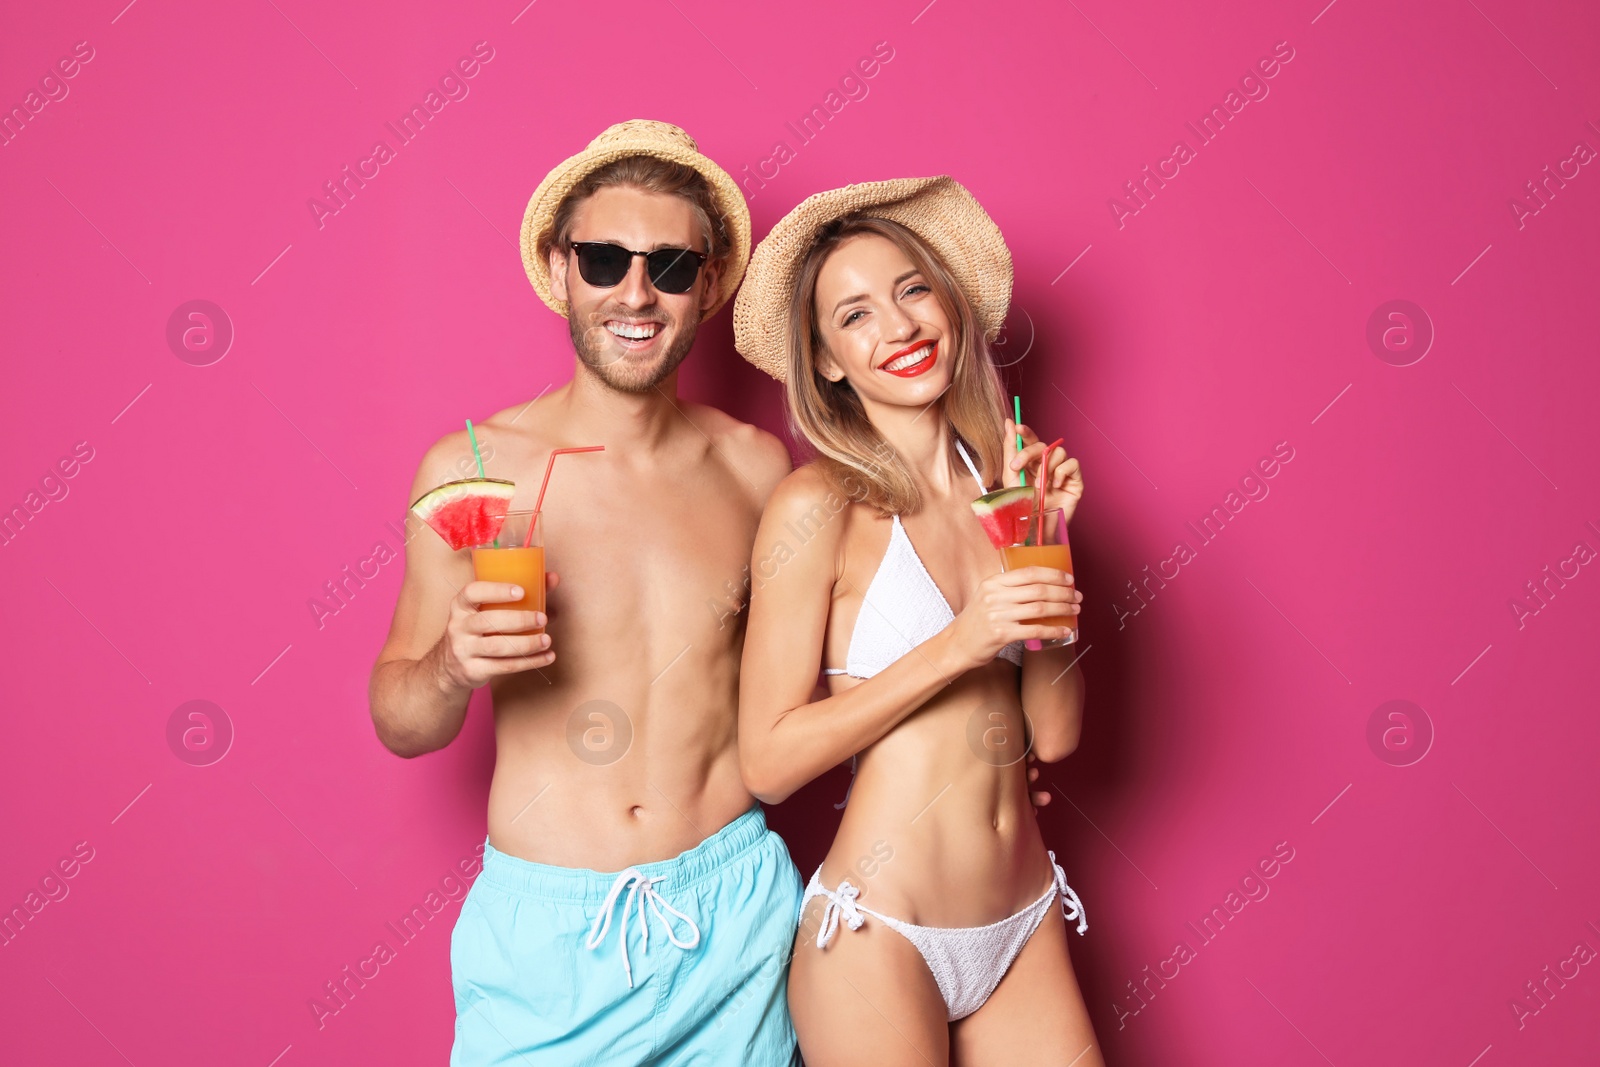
[369,120,800,1066]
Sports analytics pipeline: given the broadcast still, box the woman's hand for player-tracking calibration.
[942,566,1079,673]
[1002,418,1084,525]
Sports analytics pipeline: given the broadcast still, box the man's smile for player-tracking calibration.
[605,319,665,349]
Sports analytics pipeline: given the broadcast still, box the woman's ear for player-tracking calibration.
[816,354,842,382]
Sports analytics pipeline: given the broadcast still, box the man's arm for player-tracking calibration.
[368,435,555,758]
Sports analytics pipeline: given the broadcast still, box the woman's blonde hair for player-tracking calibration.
[785,216,1007,515]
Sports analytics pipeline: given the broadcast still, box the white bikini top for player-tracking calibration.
[824,439,1026,680]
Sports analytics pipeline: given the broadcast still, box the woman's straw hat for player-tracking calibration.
[732,176,1013,382]
[519,119,751,319]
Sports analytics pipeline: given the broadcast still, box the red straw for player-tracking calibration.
[1034,438,1064,545]
[524,446,605,546]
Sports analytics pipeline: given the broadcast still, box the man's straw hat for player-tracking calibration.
[732,176,1012,382]
[519,119,751,318]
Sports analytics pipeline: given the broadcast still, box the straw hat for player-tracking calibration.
[732,176,1013,381]
[519,119,751,318]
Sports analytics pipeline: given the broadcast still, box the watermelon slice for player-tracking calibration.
[410,478,516,550]
[970,486,1036,548]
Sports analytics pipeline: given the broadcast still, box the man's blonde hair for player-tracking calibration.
[537,155,734,284]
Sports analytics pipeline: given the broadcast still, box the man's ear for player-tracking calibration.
[548,244,570,303]
[697,259,723,319]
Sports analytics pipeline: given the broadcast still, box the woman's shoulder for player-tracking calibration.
[770,461,871,510]
[762,463,871,541]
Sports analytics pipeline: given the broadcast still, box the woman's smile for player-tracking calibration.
[878,339,938,377]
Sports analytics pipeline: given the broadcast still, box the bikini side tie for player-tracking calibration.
[814,878,866,948]
[1048,850,1088,935]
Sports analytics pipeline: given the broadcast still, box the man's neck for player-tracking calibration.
[555,360,685,453]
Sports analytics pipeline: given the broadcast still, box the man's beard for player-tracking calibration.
[569,307,700,395]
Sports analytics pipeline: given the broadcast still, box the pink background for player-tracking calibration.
[3,0,1597,1063]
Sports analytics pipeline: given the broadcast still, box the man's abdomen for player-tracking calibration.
[483,655,754,870]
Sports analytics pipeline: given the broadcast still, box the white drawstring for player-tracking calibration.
[585,868,701,987]
[1048,851,1087,935]
[813,879,866,948]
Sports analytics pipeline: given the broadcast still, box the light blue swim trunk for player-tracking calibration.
[450,805,803,1066]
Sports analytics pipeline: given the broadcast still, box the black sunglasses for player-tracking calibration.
[568,242,709,294]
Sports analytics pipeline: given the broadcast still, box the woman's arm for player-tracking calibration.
[1021,625,1086,762]
[738,468,1074,803]
[1005,419,1087,761]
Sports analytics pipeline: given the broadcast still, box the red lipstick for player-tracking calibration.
[879,340,937,378]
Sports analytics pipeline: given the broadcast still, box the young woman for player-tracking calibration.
[732,177,1104,1066]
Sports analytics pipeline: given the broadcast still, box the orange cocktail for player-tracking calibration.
[997,506,1077,647]
[999,544,1076,640]
[471,510,544,635]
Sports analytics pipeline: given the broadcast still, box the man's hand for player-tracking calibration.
[436,573,561,690]
[1027,754,1051,813]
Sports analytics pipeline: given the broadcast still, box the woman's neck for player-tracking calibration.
[869,398,960,498]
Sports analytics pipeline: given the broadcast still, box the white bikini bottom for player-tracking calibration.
[798,850,1087,1022]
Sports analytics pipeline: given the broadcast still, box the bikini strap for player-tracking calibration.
[953,438,988,495]
[833,753,858,811]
